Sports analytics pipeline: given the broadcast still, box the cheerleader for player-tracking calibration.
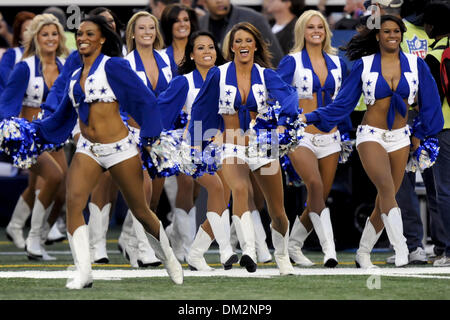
[277,10,350,268]
[0,15,184,288]
[188,22,298,275]
[159,3,200,262]
[0,14,69,260]
[2,11,36,249]
[0,11,35,95]
[299,15,444,268]
[157,30,238,271]
[122,10,177,267]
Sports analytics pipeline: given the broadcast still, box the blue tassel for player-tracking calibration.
[280,155,302,187]
[0,117,66,169]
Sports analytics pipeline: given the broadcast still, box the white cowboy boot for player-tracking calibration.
[251,210,272,263]
[168,207,196,262]
[25,199,53,260]
[309,207,338,268]
[288,216,315,267]
[118,210,139,268]
[46,221,66,244]
[355,218,383,269]
[88,203,110,264]
[229,220,239,251]
[186,226,214,271]
[131,213,161,267]
[232,212,257,273]
[66,225,93,289]
[41,218,57,261]
[6,196,31,249]
[271,223,295,275]
[207,209,238,270]
[381,207,409,267]
[146,221,184,284]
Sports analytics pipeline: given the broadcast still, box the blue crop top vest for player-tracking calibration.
[188,61,299,147]
[125,49,173,97]
[32,54,163,145]
[277,48,351,131]
[304,51,444,139]
[0,55,65,119]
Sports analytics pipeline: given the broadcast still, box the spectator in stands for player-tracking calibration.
[423,1,450,267]
[334,0,367,30]
[198,0,284,66]
[148,0,180,20]
[264,0,306,55]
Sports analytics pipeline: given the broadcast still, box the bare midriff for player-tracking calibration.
[79,101,128,143]
[361,96,409,130]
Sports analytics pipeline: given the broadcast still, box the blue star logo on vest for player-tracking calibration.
[406,36,428,59]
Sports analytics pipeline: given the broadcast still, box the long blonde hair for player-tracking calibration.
[290,10,337,55]
[22,13,69,60]
[126,11,164,53]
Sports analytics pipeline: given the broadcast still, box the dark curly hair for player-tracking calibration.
[178,31,225,75]
[77,15,123,57]
[343,15,406,61]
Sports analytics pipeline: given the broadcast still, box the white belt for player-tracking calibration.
[357,125,410,143]
[305,132,341,147]
[85,134,134,157]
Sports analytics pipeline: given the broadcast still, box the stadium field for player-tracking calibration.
[1,226,449,301]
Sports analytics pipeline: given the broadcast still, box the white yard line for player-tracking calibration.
[0,267,449,280]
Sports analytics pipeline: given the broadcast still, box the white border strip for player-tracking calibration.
[1,267,449,280]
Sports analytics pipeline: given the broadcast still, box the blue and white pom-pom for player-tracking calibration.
[339,132,354,164]
[0,117,66,169]
[140,131,181,178]
[279,116,306,157]
[248,107,306,159]
[248,107,278,158]
[405,137,439,172]
[172,109,189,130]
[178,141,222,178]
[280,154,303,187]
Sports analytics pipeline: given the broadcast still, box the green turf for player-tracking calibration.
[1,226,449,300]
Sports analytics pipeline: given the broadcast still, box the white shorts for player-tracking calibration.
[221,143,275,172]
[76,132,139,169]
[128,126,141,144]
[356,125,411,153]
[295,131,342,159]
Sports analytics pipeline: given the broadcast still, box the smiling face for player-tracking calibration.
[231,29,257,64]
[76,21,105,57]
[191,35,216,70]
[134,16,156,48]
[37,24,60,54]
[172,10,191,41]
[377,20,402,53]
[304,15,326,47]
